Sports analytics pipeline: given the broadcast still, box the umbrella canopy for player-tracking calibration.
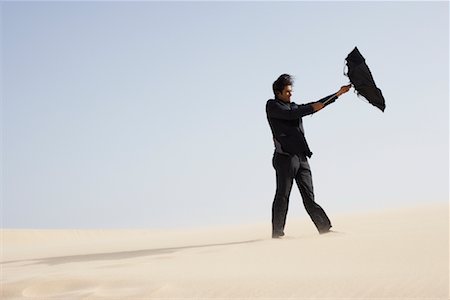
[345,47,386,112]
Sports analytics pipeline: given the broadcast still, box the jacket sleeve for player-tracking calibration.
[318,93,339,107]
[266,100,315,120]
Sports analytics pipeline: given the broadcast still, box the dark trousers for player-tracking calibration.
[272,152,332,234]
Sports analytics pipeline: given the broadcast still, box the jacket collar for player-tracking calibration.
[275,97,292,106]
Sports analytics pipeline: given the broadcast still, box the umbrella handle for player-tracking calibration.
[322,94,338,106]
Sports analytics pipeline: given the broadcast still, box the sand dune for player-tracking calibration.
[2,202,448,299]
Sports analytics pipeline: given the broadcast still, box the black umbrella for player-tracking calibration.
[345,47,386,112]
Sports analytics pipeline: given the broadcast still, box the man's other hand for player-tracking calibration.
[336,84,352,97]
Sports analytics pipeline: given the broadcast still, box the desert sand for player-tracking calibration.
[1,202,448,299]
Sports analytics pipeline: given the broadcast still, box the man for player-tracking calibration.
[266,74,351,238]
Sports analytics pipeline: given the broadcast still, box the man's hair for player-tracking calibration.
[272,74,294,96]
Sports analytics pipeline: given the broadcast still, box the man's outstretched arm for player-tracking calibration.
[311,84,352,113]
[266,100,316,120]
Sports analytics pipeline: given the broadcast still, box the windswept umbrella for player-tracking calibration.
[345,47,386,112]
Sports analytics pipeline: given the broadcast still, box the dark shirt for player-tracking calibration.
[266,93,338,157]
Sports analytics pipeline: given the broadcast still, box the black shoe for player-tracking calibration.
[272,230,285,239]
[319,227,332,234]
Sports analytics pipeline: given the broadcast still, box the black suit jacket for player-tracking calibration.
[266,94,337,157]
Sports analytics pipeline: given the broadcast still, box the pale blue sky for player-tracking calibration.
[2,1,448,228]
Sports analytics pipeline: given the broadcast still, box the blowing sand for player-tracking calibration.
[1,202,448,299]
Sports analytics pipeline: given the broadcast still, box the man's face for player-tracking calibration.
[277,85,293,103]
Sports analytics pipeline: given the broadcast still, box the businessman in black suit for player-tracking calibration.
[266,74,351,238]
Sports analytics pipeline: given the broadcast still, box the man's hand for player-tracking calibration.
[336,84,352,97]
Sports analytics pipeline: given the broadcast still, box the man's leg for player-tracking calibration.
[295,155,332,234]
[272,153,294,237]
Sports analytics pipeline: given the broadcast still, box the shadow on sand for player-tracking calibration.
[2,239,265,266]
